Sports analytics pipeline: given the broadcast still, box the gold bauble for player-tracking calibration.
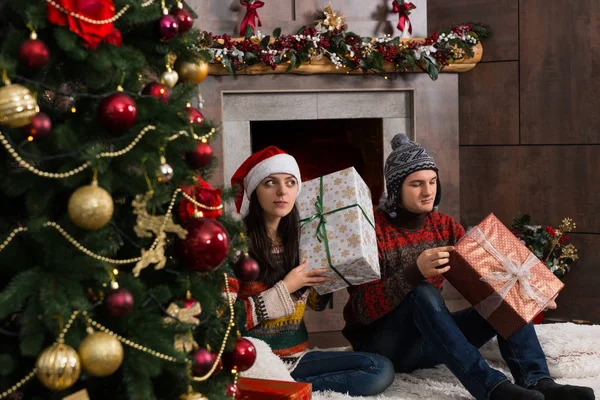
[68,180,114,230]
[0,83,39,127]
[176,60,209,84]
[160,67,179,88]
[180,391,209,400]
[35,343,81,391]
[78,331,124,377]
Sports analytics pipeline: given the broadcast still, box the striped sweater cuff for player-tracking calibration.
[256,281,296,321]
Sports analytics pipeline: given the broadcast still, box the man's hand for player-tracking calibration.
[416,246,455,278]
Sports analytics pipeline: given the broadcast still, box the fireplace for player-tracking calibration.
[251,118,384,203]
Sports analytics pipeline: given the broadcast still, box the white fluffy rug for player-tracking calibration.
[241,323,600,399]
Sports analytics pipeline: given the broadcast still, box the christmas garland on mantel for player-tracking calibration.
[193,5,491,81]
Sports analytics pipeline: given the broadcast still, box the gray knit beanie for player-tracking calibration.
[380,133,441,218]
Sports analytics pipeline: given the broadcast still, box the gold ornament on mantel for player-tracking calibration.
[175,60,209,84]
[78,329,124,377]
[0,74,39,128]
[67,173,114,230]
[164,302,202,325]
[35,343,81,391]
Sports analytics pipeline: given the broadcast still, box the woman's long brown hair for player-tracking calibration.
[243,191,300,287]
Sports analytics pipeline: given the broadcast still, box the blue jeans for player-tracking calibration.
[352,283,551,400]
[290,350,395,396]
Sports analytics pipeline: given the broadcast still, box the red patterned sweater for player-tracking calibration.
[342,210,464,344]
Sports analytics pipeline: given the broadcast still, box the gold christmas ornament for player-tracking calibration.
[176,60,209,84]
[0,82,39,128]
[78,330,124,377]
[68,178,114,230]
[174,331,199,353]
[164,302,202,325]
[160,67,179,88]
[35,343,81,391]
[180,390,209,400]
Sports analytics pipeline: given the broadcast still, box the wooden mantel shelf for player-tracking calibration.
[208,42,482,76]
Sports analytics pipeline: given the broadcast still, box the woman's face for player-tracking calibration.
[255,173,299,221]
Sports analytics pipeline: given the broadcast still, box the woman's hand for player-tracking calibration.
[282,261,331,293]
[416,246,455,278]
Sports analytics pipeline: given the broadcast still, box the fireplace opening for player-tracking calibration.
[251,118,384,205]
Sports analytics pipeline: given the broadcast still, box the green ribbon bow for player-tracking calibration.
[300,176,376,287]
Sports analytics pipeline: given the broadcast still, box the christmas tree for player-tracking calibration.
[0,0,257,399]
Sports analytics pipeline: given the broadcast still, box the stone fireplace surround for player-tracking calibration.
[201,73,460,331]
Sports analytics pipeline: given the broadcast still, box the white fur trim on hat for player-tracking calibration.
[243,153,302,199]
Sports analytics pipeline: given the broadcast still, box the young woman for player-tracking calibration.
[229,146,395,396]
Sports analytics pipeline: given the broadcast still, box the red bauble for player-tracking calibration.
[21,112,52,141]
[185,105,204,126]
[98,93,137,133]
[186,142,213,169]
[18,39,50,69]
[172,8,193,34]
[234,255,260,282]
[191,348,215,376]
[223,338,256,372]
[176,218,230,272]
[225,383,239,398]
[158,14,179,42]
[142,82,169,104]
[104,288,134,317]
[184,298,201,318]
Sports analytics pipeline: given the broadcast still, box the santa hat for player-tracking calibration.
[231,146,302,213]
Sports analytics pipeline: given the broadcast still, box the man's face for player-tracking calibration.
[399,169,438,214]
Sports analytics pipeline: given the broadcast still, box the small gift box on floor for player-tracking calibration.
[445,213,564,339]
[296,167,380,295]
[238,377,312,400]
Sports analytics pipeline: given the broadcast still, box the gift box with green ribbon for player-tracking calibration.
[297,167,380,295]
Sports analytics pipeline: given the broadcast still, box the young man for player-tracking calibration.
[343,134,595,400]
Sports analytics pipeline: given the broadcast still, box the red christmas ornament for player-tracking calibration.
[234,254,260,282]
[178,178,223,223]
[158,14,179,42]
[21,112,52,141]
[18,39,50,69]
[185,105,204,126]
[98,92,137,133]
[184,298,201,318]
[176,218,230,272]
[172,8,193,34]
[142,82,169,104]
[186,142,213,169]
[104,288,134,317]
[191,348,215,376]
[223,338,256,372]
[225,383,239,398]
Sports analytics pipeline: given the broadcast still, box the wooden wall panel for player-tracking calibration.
[545,234,600,324]
[520,0,600,144]
[459,62,519,145]
[460,146,600,232]
[428,0,518,62]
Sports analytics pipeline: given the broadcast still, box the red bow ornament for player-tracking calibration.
[392,0,416,35]
[179,177,223,223]
[47,0,123,49]
[239,0,264,36]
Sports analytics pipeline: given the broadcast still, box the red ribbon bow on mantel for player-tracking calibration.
[392,0,416,35]
[240,0,265,36]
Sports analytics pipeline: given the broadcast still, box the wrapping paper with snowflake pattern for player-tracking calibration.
[446,213,564,339]
[297,167,380,295]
